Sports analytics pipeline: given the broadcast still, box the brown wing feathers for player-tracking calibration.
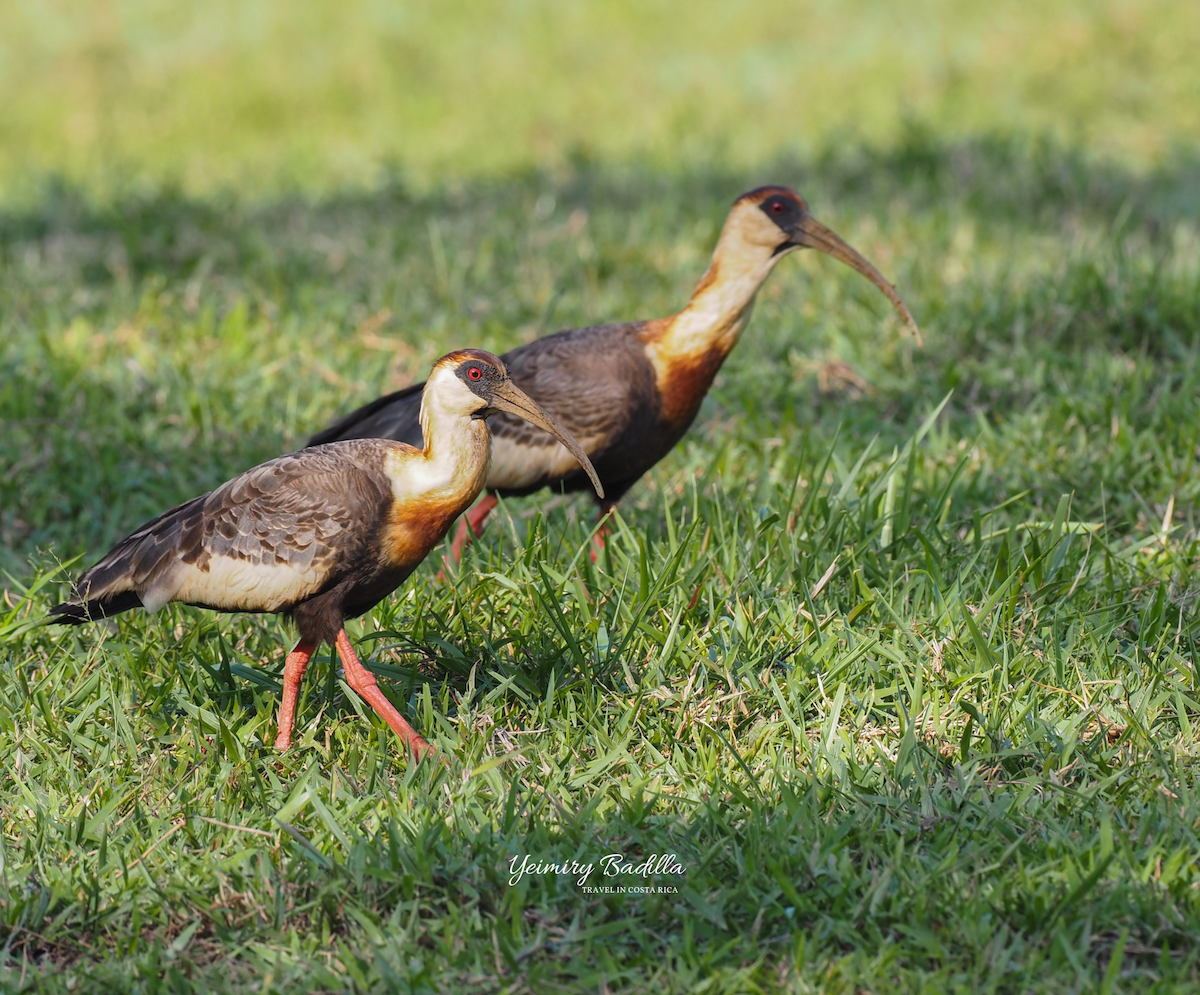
[49,493,209,623]
[51,442,398,636]
[308,322,662,501]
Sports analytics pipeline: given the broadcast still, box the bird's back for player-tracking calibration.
[309,321,659,499]
[51,439,404,625]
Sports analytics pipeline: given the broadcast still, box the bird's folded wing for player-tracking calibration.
[489,322,652,451]
[75,442,395,614]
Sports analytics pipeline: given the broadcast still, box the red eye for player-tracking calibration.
[770,201,785,214]
[468,367,482,381]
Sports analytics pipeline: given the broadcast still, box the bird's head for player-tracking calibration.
[726,186,813,257]
[426,350,604,498]
[723,186,922,345]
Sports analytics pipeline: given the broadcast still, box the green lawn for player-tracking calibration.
[3,2,1200,992]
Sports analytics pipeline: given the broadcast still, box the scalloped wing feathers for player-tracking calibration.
[57,440,399,620]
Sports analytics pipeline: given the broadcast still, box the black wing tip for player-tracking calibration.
[306,380,428,447]
[48,602,92,625]
[48,590,143,625]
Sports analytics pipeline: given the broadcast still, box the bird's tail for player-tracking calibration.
[49,589,144,624]
[48,493,207,625]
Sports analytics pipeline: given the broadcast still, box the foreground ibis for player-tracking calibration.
[310,186,920,558]
[51,350,602,758]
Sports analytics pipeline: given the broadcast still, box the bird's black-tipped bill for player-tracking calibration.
[788,214,923,347]
[488,381,605,499]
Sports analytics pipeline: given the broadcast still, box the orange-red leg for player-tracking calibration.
[590,500,619,562]
[450,494,499,562]
[275,638,318,750]
[438,494,501,578]
[335,629,432,760]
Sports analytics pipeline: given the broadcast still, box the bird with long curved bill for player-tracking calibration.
[50,350,603,759]
[309,186,921,559]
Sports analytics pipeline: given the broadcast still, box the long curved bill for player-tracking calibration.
[489,380,605,499]
[790,213,923,347]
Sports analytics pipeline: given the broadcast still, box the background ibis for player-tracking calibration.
[309,186,920,558]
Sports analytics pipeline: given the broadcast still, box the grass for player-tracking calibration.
[3,2,1200,992]
[3,135,1200,993]
[2,0,1200,199]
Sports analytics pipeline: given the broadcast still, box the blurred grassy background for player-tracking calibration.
[2,0,1198,202]
[5,3,1200,992]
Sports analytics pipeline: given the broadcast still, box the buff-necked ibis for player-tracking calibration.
[51,350,602,758]
[309,186,920,558]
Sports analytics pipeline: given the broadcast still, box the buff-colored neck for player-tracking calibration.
[386,389,491,509]
[649,223,787,362]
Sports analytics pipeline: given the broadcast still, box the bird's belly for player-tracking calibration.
[168,555,326,613]
[486,435,599,491]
